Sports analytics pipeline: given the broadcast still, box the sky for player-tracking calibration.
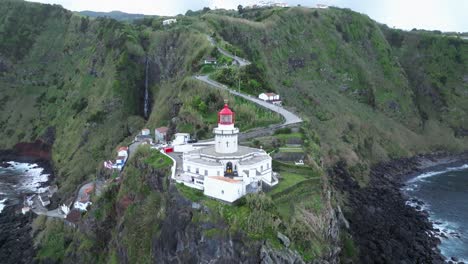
[27,0,468,32]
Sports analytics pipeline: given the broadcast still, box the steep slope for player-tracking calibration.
[205,7,468,181]
[1,2,468,264]
[0,1,149,195]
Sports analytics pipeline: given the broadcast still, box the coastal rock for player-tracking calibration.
[277,232,291,248]
[0,206,36,264]
[260,241,305,264]
[330,156,449,264]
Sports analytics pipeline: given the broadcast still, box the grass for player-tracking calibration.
[278,147,303,153]
[268,171,308,196]
[176,183,205,202]
[144,150,173,169]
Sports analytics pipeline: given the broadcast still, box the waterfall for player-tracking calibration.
[143,56,149,119]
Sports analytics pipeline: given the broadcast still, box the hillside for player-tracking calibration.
[0,1,467,263]
[78,10,149,21]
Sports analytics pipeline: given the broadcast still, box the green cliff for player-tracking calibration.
[1,1,467,263]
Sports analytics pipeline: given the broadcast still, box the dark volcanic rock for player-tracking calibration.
[0,206,36,264]
[329,154,462,264]
[152,185,262,263]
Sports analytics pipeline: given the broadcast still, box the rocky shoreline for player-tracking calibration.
[330,152,468,264]
[0,139,55,264]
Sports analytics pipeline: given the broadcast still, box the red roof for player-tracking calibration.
[155,127,169,133]
[218,103,235,125]
[118,146,128,151]
[66,209,81,223]
[265,92,277,97]
[219,104,233,115]
[209,176,241,184]
[84,185,94,194]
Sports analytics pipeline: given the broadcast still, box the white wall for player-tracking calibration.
[184,160,223,177]
[203,177,245,203]
[174,144,194,153]
[118,150,128,157]
[173,133,190,145]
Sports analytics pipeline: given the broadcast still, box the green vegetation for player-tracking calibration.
[176,160,325,261]
[151,78,282,139]
[2,1,468,263]
[144,149,173,169]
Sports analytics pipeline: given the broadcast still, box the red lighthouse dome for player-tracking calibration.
[218,103,235,125]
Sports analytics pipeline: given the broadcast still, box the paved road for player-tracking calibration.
[207,36,251,67]
[128,141,143,161]
[30,195,66,219]
[195,75,302,126]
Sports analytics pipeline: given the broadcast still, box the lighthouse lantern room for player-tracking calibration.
[214,103,239,154]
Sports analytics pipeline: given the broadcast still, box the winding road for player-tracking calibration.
[200,36,302,127]
[194,75,302,126]
[207,36,251,67]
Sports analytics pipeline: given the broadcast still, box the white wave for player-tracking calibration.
[408,164,468,183]
[3,161,50,193]
[0,198,7,214]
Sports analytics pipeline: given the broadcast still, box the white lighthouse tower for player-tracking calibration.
[214,103,239,154]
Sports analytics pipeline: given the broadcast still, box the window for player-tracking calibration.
[261,165,263,171]
[226,141,229,148]
[187,166,191,172]
[267,163,270,169]
[196,168,199,174]
[221,190,224,194]
[217,171,220,176]
[204,170,208,176]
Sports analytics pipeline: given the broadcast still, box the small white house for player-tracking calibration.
[163,18,177,26]
[135,128,153,144]
[39,193,50,207]
[22,206,31,215]
[316,4,329,9]
[142,128,150,136]
[74,201,92,211]
[259,92,282,105]
[173,133,190,145]
[155,127,169,143]
[203,57,217,65]
[117,146,129,157]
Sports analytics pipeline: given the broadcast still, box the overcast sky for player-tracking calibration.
[27,0,468,32]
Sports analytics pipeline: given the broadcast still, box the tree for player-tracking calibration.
[202,7,211,13]
[237,5,244,14]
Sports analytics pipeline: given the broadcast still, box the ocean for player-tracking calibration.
[0,161,50,214]
[404,164,468,262]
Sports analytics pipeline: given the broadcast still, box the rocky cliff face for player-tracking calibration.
[329,154,468,263]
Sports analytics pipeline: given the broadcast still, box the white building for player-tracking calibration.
[316,4,329,9]
[135,128,153,144]
[163,18,177,26]
[203,57,217,65]
[173,133,190,145]
[117,146,128,157]
[39,193,50,207]
[180,103,278,202]
[258,92,282,105]
[155,127,169,143]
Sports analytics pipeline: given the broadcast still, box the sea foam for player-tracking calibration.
[0,198,7,214]
[408,164,468,183]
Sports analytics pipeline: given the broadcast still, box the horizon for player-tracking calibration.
[26,0,468,33]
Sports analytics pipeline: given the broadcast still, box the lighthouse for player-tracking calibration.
[214,103,239,154]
